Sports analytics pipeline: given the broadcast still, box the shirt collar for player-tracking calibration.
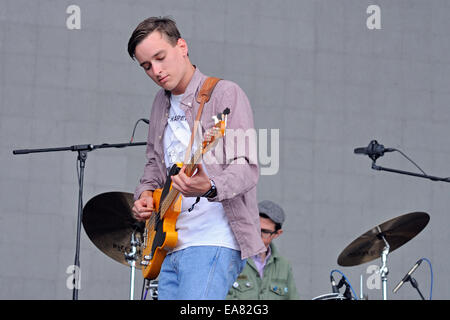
[253,244,272,264]
[164,66,205,108]
[181,66,204,106]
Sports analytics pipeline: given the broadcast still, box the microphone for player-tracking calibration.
[393,259,423,294]
[141,118,149,124]
[354,140,395,161]
[330,275,339,293]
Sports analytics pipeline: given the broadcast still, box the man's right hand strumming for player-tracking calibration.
[132,190,154,221]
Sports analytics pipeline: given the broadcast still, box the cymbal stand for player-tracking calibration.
[377,226,390,300]
[125,231,139,300]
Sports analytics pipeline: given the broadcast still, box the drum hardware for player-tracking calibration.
[124,231,139,300]
[312,293,346,300]
[377,226,390,300]
[337,211,430,300]
[142,279,159,300]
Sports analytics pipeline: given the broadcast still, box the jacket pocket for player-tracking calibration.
[268,281,290,299]
[228,280,256,299]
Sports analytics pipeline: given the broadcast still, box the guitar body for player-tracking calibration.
[141,165,182,280]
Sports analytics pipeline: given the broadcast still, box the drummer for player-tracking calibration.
[226,200,300,300]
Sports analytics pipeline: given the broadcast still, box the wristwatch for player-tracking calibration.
[202,179,217,198]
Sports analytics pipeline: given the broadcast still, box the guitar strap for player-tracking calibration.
[182,76,221,212]
[183,76,221,164]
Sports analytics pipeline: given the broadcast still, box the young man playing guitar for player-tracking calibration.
[128,17,265,300]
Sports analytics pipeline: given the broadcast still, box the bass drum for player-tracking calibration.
[312,293,347,300]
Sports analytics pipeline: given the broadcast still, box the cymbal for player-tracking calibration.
[337,212,430,267]
[82,191,144,269]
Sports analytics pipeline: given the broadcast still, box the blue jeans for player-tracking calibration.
[157,246,246,300]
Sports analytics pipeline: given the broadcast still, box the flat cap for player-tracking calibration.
[258,200,285,225]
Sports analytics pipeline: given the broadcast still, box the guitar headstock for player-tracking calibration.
[202,108,230,153]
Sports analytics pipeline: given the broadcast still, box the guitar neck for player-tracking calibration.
[184,148,202,176]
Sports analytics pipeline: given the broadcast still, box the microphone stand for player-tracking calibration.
[372,160,450,183]
[407,276,426,300]
[356,140,450,183]
[12,141,146,300]
[337,277,353,300]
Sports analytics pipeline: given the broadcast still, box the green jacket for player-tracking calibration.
[226,243,300,300]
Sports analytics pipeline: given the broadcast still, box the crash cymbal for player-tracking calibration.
[82,191,144,269]
[337,211,430,267]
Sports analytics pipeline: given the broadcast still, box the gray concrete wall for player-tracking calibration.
[1,0,449,300]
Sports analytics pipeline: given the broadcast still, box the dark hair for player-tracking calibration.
[128,16,181,60]
[259,213,282,231]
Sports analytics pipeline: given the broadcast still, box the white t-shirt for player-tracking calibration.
[163,93,239,252]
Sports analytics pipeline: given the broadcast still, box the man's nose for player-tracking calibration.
[151,63,162,77]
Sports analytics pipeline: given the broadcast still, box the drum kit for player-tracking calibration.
[314,211,430,300]
[82,192,430,300]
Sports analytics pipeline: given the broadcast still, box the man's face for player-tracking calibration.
[134,31,189,95]
[260,216,283,249]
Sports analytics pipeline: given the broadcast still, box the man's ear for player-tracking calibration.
[273,229,283,239]
[177,38,189,57]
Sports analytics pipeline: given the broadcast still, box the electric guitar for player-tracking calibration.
[140,108,230,280]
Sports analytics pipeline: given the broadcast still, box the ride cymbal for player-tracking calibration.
[337,211,430,267]
[82,191,144,269]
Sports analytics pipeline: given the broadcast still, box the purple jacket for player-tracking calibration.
[134,68,265,259]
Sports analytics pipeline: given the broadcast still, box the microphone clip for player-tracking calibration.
[337,276,353,300]
[366,140,388,161]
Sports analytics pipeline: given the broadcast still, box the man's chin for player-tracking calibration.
[159,81,176,92]
[158,84,172,92]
